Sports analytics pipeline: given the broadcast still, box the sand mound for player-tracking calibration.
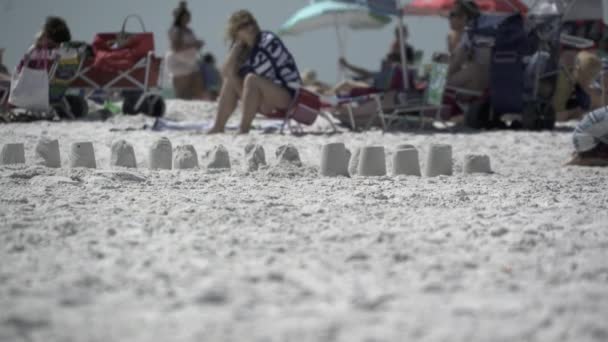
[245,144,267,172]
[207,145,231,170]
[173,145,199,169]
[110,140,137,168]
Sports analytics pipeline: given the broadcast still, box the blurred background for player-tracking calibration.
[0,0,449,84]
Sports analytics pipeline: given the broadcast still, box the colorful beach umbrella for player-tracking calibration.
[279,0,392,64]
[279,0,392,36]
[403,0,528,16]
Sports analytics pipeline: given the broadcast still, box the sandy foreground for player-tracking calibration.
[1,100,607,342]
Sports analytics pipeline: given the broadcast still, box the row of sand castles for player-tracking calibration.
[0,138,493,176]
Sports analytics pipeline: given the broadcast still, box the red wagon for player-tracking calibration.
[65,15,166,117]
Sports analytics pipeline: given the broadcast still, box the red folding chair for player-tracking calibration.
[267,87,337,134]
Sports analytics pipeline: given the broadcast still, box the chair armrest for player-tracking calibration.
[444,86,484,97]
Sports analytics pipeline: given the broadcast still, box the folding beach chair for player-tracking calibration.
[335,63,482,131]
[268,87,338,134]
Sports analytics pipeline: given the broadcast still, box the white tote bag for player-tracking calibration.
[8,52,50,112]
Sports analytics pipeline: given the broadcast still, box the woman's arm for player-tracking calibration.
[221,42,246,79]
[448,43,466,77]
[339,58,373,79]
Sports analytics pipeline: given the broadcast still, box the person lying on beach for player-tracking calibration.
[329,51,411,97]
[567,106,608,166]
[208,10,302,134]
[301,69,331,94]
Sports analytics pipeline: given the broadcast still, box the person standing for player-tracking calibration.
[166,1,205,100]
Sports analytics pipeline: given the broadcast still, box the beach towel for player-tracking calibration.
[150,117,285,133]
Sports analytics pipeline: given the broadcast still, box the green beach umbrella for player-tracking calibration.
[279,0,392,61]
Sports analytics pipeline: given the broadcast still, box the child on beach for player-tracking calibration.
[199,53,222,101]
[208,10,302,134]
[567,106,608,166]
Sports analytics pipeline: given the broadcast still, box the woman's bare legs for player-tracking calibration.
[239,74,292,134]
[208,76,243,133]
[209,74,292,134]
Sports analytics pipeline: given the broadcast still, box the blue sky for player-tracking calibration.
[0,0,449,83]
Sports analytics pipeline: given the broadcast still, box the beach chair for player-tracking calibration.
[267,87,338,134]
[332,63,484,131]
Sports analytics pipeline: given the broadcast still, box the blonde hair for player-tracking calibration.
[575,51,602,86]
[225,10,260,43]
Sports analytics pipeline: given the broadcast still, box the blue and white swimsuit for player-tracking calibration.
[239,31,302,97]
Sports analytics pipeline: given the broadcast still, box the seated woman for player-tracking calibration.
[446,0,490,92]
[208,10,302,134]
[18,16,71,71]
[555,51,602,122]
[567,106,608,166]
[389,25,416,64]
[330,51,412,97]
[166,1,205,100]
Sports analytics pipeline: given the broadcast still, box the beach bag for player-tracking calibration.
[8,51,50,112]
[92,15,154,72]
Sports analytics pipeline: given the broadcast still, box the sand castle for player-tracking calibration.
[207,145,231,169]
[149,137,173,170]
[3,140,494,179]
[276,144,302,166]
[35,138,61,168]
[173,145,199,169]
[392,147,421,176]
[1,143,26,165]
[358,146,387,177]
[425,144,452,177]
[245,144,266,172]
[320,142,350,177]
[464,154,492,174]
[111,140,137,168]
[69,142,96,168]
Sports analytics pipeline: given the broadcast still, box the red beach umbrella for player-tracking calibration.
[403,0,528,16]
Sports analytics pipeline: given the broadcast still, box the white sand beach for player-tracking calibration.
[1,100,607,342]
